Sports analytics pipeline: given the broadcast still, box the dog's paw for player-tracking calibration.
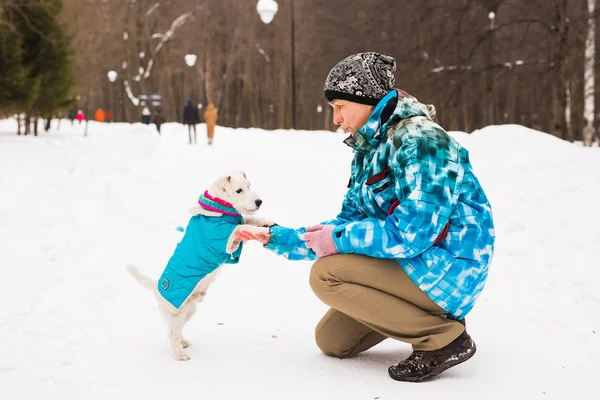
[239,225,270,235]
[181,339,192,348]
[174,351,190,361]
[256,218,276,227]
[259,220,276,227]
[244,216,276,227]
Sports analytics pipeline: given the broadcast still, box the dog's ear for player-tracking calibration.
[217,175,231,193]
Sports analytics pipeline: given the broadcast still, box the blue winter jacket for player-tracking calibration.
[265,90,495,318]
[158,214,243,310]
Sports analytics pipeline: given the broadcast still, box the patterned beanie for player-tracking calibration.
[324,52,397,106]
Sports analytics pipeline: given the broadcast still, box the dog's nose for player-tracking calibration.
[255,199,263,208]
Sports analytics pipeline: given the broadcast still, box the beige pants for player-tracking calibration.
[309,254,465,357]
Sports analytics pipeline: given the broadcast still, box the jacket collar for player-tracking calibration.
[343,90,436,153]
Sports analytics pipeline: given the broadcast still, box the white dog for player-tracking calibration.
[126,171,272,361]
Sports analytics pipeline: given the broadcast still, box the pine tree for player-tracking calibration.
[25,0,75,127]
[0,8,39,117]
[3,0,75,135]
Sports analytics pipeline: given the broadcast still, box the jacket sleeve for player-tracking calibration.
[264,155,368,261]
[318,188,366,227]
[332,130,461,259]
[263,190,363,261]
[264,225,318,261]
[319,156,367,227]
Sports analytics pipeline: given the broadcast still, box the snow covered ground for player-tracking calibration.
[0,119,599,399]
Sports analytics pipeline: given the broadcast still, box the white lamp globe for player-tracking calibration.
[257,0,278,24]
[184,54,197,67]
[107,70,118,82]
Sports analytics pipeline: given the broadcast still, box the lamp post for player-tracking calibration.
[107,70,117,122]
[184,53,197,104]
[257,0,296,129]
[488,11,496,31]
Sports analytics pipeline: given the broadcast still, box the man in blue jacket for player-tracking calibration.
[238,52,495,382]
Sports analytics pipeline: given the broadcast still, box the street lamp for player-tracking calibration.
[488,11,496,31]
[257,0,296,130]
[184,53,197,103]
[256,0,278,24]
[184,53,197,67]
[107,70,118,122]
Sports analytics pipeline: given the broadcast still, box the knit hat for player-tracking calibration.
[324,52,397,106]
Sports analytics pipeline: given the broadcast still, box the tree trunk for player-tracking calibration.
[506,73,517,127]
[161,43,176,122]
[583,0,596,146]
[24,113,31,135]
[485,7,498,127]
[565,81,572,140]
[551,0,569,139]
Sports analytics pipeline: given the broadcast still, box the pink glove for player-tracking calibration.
[303,225,339,258]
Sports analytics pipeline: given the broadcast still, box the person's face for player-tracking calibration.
[329,100,374,135]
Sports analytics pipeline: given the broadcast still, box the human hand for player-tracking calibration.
[234,226,271,245]
[303,225,339,258]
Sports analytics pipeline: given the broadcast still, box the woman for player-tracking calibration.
[238,52,495,382]
[204,103,217,145]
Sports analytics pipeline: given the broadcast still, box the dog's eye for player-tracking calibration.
[236,188,243,194]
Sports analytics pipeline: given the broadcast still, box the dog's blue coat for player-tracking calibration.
[158,214,243,310]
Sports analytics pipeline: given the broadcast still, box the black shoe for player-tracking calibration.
[388,331,476,382]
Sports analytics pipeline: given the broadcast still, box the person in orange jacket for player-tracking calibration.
[204,103,217,145]
[95,108,105,123]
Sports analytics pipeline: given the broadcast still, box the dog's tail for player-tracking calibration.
[125,264,156,291]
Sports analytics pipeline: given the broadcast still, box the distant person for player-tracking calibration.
[204,102,218,145]
[68,109,76,125]
[141,107,151,125]
[152,109,165,134]
[76,109,84,124]
[95,108,105,123]
[183,98,200,145]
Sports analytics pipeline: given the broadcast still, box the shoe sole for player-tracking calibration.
[388,341,477,383]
